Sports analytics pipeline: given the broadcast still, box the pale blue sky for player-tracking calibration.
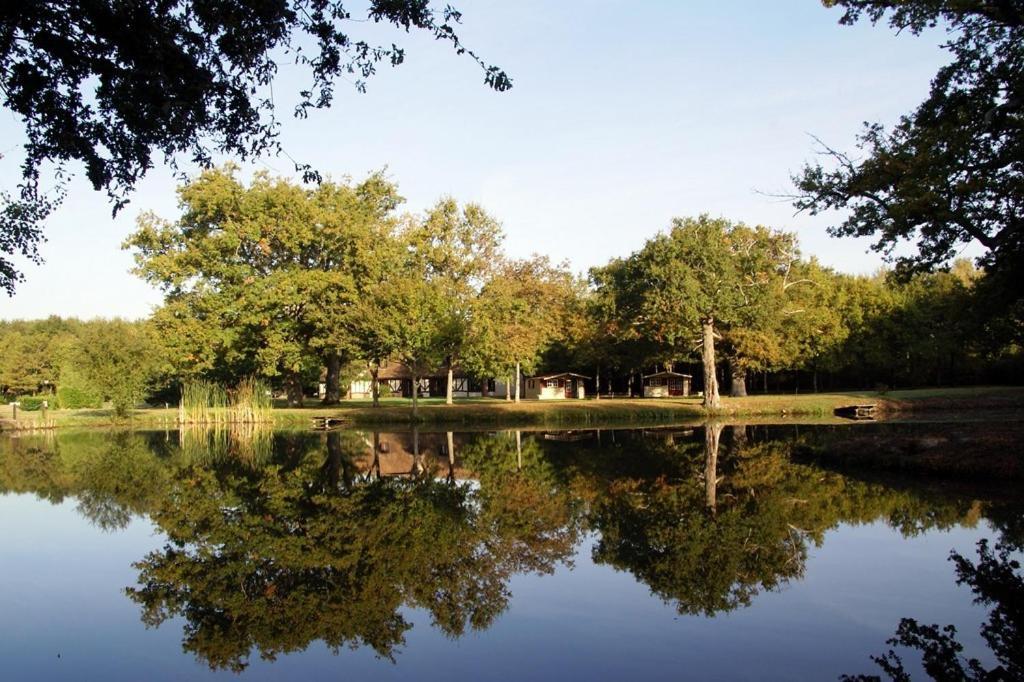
[0,0,960,320]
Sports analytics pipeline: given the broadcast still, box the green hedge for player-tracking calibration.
[56,385,103,409]
[17,395,53,411]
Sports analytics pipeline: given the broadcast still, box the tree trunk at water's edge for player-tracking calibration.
[701,319,720,409]
[370,366,380,407]
[514,361,521,403]
[412,374,419,418]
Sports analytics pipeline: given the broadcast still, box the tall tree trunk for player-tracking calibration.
[412,374,419,419]
[701,318,720,409]
[286,372,304,407]
[323,352,342,405]
[595,365,601,401]
[763,371,768,394]
[505,376,511,401]
[813,369,819,394]
[370,366,380,408]
[446,365,454,405]
[705,422,723,513]
[514,361,521,403]
[729,359,747,397]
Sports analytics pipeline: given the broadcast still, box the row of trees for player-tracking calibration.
[3,166,1022,410]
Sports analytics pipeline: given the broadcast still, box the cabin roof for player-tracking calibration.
[643,371,693,380]
[529,372,590,380]
[375,361,468,380]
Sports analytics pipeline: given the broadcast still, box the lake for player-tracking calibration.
[1,422,1020,680]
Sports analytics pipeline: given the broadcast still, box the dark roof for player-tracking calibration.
[529,372,590,380]
[643,371,693,380]
[376,361,469,381]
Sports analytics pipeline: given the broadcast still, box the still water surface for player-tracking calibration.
[0,423,1020,680]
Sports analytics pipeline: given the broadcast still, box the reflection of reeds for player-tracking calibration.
[179,378,272,424]
[178,423,273,466]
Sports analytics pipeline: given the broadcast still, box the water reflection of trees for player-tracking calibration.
[556,424,998,616]
[1,424,1021,668]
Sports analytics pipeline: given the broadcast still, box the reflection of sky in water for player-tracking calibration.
[0,489,997,681]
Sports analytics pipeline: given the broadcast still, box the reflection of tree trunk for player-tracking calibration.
[704,422,723,513]
[729,359,747,397]
[412,427,422,476]
[516,430,522,470]
[446,365,454,405]
[324,430,343,490]
[447,431,455,483]
[372,431,381,480]
[731,423,748,451]
[514,361,521,403]
[370,365,380,408]
[286,372,304,407]
[701,319,720,408]
[323,352,342,404]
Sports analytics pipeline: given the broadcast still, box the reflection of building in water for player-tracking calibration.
[640,426,695,445]
[542,430,594,442]
[352,432,476,480]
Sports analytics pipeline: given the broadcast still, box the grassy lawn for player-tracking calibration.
[3,386,1023,432]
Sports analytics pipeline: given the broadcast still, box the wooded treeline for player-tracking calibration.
[2,167,1021,409]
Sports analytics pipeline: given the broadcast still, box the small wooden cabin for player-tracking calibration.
[643,371,692,398]
[348,362,495,399]
[523,372,588,400]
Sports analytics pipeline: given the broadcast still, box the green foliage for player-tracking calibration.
[1,0,510,295]
[55,363,103,409]
[69,320,159,417]
[16,395,52,411]
[796,1,1024,337]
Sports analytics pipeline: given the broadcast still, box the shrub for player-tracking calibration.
[18,395,53,411]
[56,385,103,409]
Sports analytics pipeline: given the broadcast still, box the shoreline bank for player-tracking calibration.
[2,386,1023,432]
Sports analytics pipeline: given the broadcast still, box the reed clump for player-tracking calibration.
[178,378,272,424]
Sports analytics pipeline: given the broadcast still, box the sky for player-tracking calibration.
[0,0,962,321]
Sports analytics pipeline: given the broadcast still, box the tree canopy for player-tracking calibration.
[0,0,511,295]
[794,0,1023,314]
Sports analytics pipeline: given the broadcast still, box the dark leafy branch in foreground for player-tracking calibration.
[842,539,1024,681]
[0,0,511,294]
[793,1,1024,298]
